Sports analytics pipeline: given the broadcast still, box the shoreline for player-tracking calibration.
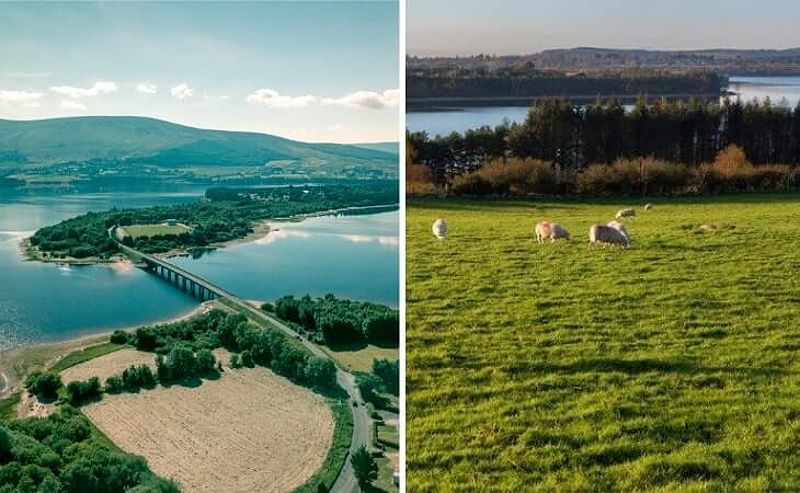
[20,202,398,264]
[0,301,215,399]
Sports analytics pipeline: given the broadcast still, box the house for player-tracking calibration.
[163,219,178,226]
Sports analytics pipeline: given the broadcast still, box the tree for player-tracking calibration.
[25,372,62,400]
[305,357,336,388]
[372,359,399,396]
[195,349,217,374]
[350,445,378,488]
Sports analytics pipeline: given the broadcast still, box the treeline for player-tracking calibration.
[0,407,177,492]
[267,294,399,346]
[408,68,720,100]
[410,97,800,177]
[113,309,337,389]
[30,182,399,259]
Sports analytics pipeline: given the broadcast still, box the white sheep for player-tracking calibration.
[606,220,630,241]
[589,224,630,248]
[643,203,653,211]
[615,208,636,219]
[432,218,448,239]
[535,221,571,243]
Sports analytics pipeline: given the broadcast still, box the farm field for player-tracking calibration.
[121,223,191,238]
[325,343,399,373]
[407,194,800,491]
[60,347,153,384]
[66,349,334,493]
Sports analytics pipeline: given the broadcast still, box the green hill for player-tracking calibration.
[0,116,397,182]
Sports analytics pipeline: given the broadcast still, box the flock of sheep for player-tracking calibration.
[431,203,653,248]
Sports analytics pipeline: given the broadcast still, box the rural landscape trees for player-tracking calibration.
[269,294,400,346]
[0,407,178,492]
[409,97,800,196]
[29,182,398,260]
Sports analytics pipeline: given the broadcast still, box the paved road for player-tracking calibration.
[112,233,370,493]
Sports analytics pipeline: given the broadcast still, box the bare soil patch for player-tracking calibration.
[74,356,334,493]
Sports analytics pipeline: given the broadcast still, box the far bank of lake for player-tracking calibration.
[0,185,399,353]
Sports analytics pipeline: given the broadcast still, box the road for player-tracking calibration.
[112,231,370,493]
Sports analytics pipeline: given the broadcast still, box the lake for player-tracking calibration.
[0,186,398,352]
[407,76,800,136]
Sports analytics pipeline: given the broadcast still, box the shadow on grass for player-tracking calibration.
[502,358,789,378]
[160,369,221,390]
[328,341,400,352]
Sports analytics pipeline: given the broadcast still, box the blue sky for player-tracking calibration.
[0,1,399,143]
[409,0,800,56]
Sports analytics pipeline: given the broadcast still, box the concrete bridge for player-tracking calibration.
[108,226,372,493]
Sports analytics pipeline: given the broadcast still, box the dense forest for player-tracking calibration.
[267,294,399,346]
[408,66,720,103]
[0,407,177,492]
[408,97,800,196]
[29,182,398,259]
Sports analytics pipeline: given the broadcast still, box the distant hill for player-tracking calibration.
[0,116,398,182]
[351,142,399,155]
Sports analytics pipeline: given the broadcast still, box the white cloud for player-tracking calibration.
[170,83,194,100]
[246,88,399,110]
[50,81,118,98]
[0,90,43,105]
[323,89,400,109]
[60,100,87,111]
[135,83,157,94]
[246,89,317,108]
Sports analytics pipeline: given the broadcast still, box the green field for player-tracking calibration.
[325,343,399,373]
[121,223,191,238]
[408,194,800,491]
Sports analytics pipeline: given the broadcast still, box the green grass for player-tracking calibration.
[0,392,20,421]
[324,343,399,373]
[121,223,191,238]
[408,194,800,492]
[294,395,355,493]
[376,423,399,450]
[50,342,125,373]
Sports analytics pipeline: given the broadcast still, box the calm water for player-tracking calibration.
[407,76,800,136]
[0,186,399,352]
[170,211,399,308]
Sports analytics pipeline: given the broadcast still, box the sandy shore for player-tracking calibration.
[0,301,217,399]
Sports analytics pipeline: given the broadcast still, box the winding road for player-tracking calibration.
[111,230,370,493]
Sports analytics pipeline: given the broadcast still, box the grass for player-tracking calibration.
[0,392,20,421]
[325,343,399,373]
[50,342,126,373]
[121,223,191,238]
[407,193,800,492]
[376,423,399,450]
[371,455,400,493]
[294,394,355,493]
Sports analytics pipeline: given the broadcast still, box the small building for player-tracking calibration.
[163,219,178,226]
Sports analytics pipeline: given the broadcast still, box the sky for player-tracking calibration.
[408,0,800,56]
[0,1,399,144]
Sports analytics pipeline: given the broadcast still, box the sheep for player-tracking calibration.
[535,221,571,243]
[432,218,448,239]
[615,208,636,219]
[606,220,630,241]
[643,203,653,211]
[589,224,630,248]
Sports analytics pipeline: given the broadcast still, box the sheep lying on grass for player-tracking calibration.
[589,224,630,248]
[616,208,636,219]
[644,203,653,211]
[432,218,448,239]
[535,221,571,243]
